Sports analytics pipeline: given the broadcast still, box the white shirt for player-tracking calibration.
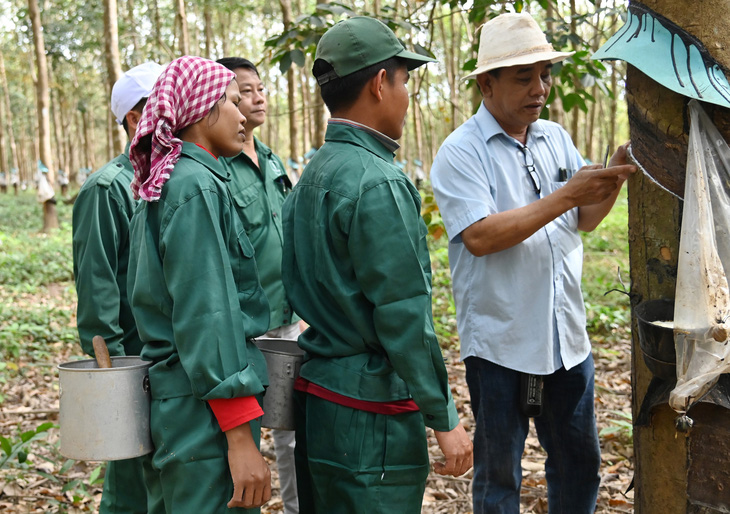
[431,103,589,374]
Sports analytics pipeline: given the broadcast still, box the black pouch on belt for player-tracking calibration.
[520,373,544,417]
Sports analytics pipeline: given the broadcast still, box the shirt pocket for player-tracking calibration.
[544,180,579,230]
[233,228,260,300]
[232,184,266,233]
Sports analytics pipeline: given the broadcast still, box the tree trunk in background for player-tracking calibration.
[627,0,730,511]
[313,84,325,149]
[203,0,213,59]
[299,62,311,157]
[51,80,65,177]
[0,51,17,176]
[568,0,580,148]
[127,0,138,64]
[410,73,424,173]
[545,0,565,126]
[311,0,327,149]
[27,0,58,231]
[106,93,114,160]
[0,79,6,187]
[65,101,77,185]
[103,0,124,155]
[279,0,298,165]
[152,0,164,62]
[190,2,200,55]
[609,60,618,152]
[81,108,96,172]
[175,0,190,55]
[219,11,229,61]
[438,5,458,133]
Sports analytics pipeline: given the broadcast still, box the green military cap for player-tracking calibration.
[314,16,436,85]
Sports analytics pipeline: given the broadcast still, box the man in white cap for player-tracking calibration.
[431,12,635,513]
[72,61,163,513]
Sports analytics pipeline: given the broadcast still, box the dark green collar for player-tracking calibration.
[180,142,230,182]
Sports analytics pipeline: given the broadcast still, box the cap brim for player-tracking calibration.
[397,49,438,70]
[462,50,574,81]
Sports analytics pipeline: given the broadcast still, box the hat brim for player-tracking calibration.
[462,50,574,81]
[397,49,438,70]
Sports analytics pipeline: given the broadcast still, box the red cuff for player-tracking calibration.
[207,396,263,432]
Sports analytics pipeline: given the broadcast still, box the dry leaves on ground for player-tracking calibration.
[0,291,634,513]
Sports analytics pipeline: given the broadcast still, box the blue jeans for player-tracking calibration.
[465,355,600,513]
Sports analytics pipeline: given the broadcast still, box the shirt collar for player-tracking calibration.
[180,141,230,182]
[328,118,400,154]
[475,102,547,148]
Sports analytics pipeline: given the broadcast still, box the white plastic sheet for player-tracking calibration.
[36,173,55,203]
[669,100,730,413]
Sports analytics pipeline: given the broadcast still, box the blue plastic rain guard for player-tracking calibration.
[592,4,730,109]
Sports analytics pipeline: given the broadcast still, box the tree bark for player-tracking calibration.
[438,5,458,133]
[0,52,18,176]
[627,1,730,511]
[81,107,96,172]
[546,0,565,126]
[219,10,229,60]
[299,62,311,157]
[203,0,213,59]
[279,0,298,165]
[0,77,6,190]
[127,0,138,63]
[175,0,190,55]
[27,0,58,231]
[103,0,124,155]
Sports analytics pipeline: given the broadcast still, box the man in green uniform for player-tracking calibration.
[217,56,301,514]
[72,61,163,513]
[281,16,473,514]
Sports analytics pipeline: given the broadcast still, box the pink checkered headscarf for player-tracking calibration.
[129,56,235,201]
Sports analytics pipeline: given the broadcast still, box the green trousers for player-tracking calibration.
[144,393,262,514]
[99,454,152,513]
[294,391,430,514]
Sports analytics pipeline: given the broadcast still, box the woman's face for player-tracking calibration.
[204,79,247,158]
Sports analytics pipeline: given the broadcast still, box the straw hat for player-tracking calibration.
[463,12,573,81]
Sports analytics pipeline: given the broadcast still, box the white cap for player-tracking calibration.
[111,62,164,124]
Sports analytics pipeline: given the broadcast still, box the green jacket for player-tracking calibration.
[72,143,141,357]
[222,138,299,330]
[281,121,459,432]
[128,143,269,401]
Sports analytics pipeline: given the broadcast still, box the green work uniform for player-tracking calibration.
[281,121,460,513]
[128,143,270,514]
[221,137,300,330]
[71,143,151,514]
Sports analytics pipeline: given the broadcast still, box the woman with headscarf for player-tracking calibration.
[127,56,271,512]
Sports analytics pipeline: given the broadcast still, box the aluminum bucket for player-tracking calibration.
[58,356,152,461]
[256,339,304,430]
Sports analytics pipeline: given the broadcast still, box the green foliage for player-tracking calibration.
[0,193,74,286]
[0,291,79,362]
[582,188,631,344]
[0,192,78,366]
[0,422,55,469]
[421,185,446,240]
[264,2,438,74]
[429,239,459,350]
[599,409,633,442]
[1,420,105,507]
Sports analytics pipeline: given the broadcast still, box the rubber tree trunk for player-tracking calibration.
[103,0,124,156]
[27,0,58,231]
[627,0,730,511]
